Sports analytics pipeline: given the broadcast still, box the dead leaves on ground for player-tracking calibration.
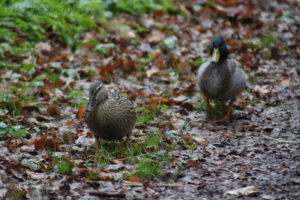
[34,133,63,151]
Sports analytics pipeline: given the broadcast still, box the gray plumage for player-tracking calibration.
[197,58,246,101]
[84,80,137,141]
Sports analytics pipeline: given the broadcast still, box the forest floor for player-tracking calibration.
[0,0,299,199]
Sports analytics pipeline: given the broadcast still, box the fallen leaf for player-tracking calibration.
[278,79,290,88]
[127,175,143,183]
[34,135,63,151]
[227,186,259,196]
[77,106,86,120]
[146,30,166,44]
[150,97,182,104]
[35,42,52,52]
[191,136,209,146]
[66,120,75,126]
[146,69,161,78]
[293,179,300,185]
[111,159,124,165]
[254,85,271,97]
[188,160,201,169]
[47,104,60,117]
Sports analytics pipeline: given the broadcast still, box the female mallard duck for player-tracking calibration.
[197,36,246,119]
[84,80,137,152]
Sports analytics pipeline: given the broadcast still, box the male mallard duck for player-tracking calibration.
[197,36,246,119]
[84,80,137,152]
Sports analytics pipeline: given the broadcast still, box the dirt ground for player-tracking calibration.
[0,0,299,199]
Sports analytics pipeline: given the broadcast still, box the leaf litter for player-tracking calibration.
[0,0,300,199]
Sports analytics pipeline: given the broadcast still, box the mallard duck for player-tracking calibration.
[197,36,246,119]
[84,80,137,152]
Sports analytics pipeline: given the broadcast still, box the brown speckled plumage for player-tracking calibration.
[84,80,137,141]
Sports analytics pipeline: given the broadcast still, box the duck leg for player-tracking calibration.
[95,138,100,154]
[224,100,234,120]
[202,94,212,112]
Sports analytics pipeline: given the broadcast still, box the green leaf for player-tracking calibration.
[193,4,202,12]
[94,43,115,54]
[64,69,77,78]
[279,13,294,24]
[0,122,7,129]
[163,37,176,49]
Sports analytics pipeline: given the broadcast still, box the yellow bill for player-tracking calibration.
[211,48,220,63]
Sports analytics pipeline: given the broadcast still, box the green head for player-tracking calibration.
[210,36,228,63]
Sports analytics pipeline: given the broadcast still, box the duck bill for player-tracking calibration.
[86,98,96,113]
[211,48,220,63]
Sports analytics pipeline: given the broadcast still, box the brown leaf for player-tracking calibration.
[34,134,63,151]
[77,106,86,120]
[111,159,124,165]
[177,60,191,78]
[150,96,182,105]
[127,175,143,183]
[224,133,234,139]
[278,79,290,88]
[66,120,75,126]
[191,136,209,146]
[188,160,201,169]
[145,30,166,44]
[47,104,60,117]
[215,0,238,7]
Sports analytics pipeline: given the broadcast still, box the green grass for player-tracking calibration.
[195,98,227,118]
[0,0,176,119]
[90,132,174,179]
[0,0,176,60]
[136,157,162,179]
[260,31,276,49]
[52,156,77,174]
[136,104,157,126]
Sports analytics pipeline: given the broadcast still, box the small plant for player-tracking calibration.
[94,147,112,169]
[156,103,168,112]
[136,104,156,126]
[207,0,214,7]
[279,12,294,24]
[6,184,26,199]
[196,98,226,117]
[192,57,203,67]
[195,101,208,112]
[94,43,115,55]
[0,121,27,138]
[179,135,197,151]
[54,156,75,174]
[136,157,162,179]
[259,31,276,49]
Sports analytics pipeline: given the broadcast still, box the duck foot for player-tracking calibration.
[224,100,234,120]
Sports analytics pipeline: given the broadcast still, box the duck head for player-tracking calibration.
[210,36,228,63]
[85,80,108,113]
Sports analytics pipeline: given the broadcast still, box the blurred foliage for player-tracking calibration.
[0,0,176,62]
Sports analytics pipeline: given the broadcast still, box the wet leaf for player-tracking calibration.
[227,186,259,197]
[146,30,166,44]
[77,106,86,120]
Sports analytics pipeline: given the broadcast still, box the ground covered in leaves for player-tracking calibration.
[0,0,299,199]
